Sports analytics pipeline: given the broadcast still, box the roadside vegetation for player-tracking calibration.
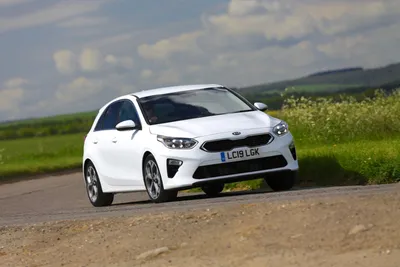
[0,89,399,189]
[0,111,96,140]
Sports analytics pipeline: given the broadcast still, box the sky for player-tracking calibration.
[1,0,400,121]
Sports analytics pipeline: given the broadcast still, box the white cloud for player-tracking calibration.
[134,0,400,86]
[203,41,319,86]
[104,54,117,65]
[4,77,28,88]
[57,16,108,28]
[227,0,266,16]
[79,48,104,72]
[53,50,77,75]
[28,73,137,118]
[56,76,103,103]
[105,54,133,69]
[137,31,203,60]
[0,88,24,112]
[136,0,400,62]
[210,54,239,69]
[155,69,181,85]
[0,77,28,113]
[140,69,153,79]
[206,0,400,42]
[316,22,400,67]
[53,48,134,75]
[317,35,366,59]
[119,84,136,95]
[87,33,134,48]
[0,0,107,33]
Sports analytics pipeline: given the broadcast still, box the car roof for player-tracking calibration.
[131,84,224,99]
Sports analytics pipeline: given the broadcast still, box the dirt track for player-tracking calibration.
[0,173,399,266]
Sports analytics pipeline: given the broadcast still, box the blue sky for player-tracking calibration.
[1,0,400,121]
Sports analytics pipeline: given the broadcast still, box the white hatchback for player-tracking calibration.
[83,84,299,206]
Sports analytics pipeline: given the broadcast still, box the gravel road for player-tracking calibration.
[1,173,400,266]
[0,172,398,226]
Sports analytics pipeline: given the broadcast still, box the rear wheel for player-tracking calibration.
[265,171,297,192]
[84,162,114,207]
[143,154,178,203]
[201,183,225,197]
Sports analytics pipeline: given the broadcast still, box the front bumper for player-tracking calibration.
[153,130,299,190]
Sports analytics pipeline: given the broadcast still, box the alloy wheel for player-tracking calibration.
[144,159,161,199]
[86,165,99,202]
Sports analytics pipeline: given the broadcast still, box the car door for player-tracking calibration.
[108,99,144,187]
[91,101,123,186]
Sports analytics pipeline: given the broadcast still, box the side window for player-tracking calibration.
[94,111,106,131]
[94,101,122,131]
[117,100,140,126]
[103,101,123,130]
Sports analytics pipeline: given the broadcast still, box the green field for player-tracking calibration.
[1,89,399,188]
[0,133,84,179]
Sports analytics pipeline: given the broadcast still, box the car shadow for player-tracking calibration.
[297,154,367,186]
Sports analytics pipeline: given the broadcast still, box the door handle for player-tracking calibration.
[111,137,117,143]
[93,139,98,144]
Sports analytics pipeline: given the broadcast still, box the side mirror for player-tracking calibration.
[116,120,136,131]
[254,102,268,112]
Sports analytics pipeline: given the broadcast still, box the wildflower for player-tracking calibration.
[280,88,400,144]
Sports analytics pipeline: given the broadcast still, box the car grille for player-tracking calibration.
[201,133,273,152]
[192,155,287,179]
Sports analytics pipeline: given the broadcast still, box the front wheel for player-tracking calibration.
[143,154,178,203]
[265,171,297,192]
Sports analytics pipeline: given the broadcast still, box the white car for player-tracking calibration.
[83,84,298,207]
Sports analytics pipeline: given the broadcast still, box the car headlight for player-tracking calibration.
[272,121,289,136]
[157,135,198,149]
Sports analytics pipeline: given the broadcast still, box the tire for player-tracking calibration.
[143,154,178,203]
[201,183,224,197]
[84,161,114,207]
[265,171,297,192]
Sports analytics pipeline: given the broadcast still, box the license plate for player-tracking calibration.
[220,148,260,162]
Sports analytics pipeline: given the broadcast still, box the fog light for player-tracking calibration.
[168,159,182,166]
[289,142,297,160]
[167,159,182,178]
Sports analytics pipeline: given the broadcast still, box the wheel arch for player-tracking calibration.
[82,158,93,181]
[83,158,92,171]
[82,158,103,182]
[142,151,153,172]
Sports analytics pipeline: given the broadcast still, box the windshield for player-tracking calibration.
[138,87,255,125]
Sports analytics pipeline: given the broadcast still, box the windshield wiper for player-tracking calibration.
[230,109,253,114]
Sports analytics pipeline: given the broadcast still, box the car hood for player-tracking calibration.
[149,111,281,138]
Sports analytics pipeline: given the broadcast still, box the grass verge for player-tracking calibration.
[0,133,83,181]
